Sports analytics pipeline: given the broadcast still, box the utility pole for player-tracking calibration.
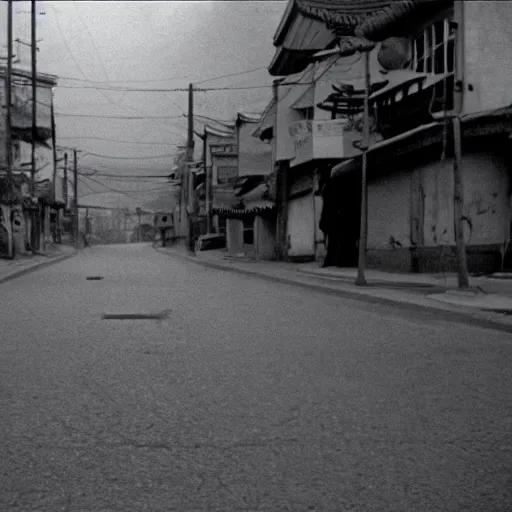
[30,0,38,253]
[355,50,371,286]
[73,149,79,245]
[204,127,211,234]
[5,0,13,207]
[186,83,195,253]
[63,152,68,206]
[452,1,469,288]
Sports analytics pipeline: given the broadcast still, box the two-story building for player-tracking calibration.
[324,0,512,274]
[212,112,275,259]
[267,0,392,264]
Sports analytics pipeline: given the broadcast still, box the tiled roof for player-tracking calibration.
[356,0,451,41]
[296,0,392,36]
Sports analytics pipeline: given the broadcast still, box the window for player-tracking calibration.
[242,216,254,245]
[412,18,455,75]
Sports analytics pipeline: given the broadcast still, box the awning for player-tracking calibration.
[239,182,269,202]
[237,112,261,124]
[212,204,275,217]
[330,121,440,177]
[252,98,276,140]
[370,71,453,102]
[291,86,315,110]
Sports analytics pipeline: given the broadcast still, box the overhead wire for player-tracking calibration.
[57,136,180,145]
[50,8,187,143]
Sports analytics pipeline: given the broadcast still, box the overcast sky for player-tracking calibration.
[0,0,286,210]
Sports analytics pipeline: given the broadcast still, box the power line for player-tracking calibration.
[82,152,177,160]
[79,174,172,198]
[80,171,172,178]
[194,66,267,85]
[55,66,267,86]
[55,113,184,119]
[58,136,180,145]
[73,3,110,83]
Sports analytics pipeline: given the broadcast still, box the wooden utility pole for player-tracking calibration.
[186,83,195,252]
[73,149,79,245]
[30,0,38,253]
[355,50,371,286]
[51,97,58,202]
[5,0,13,205]
[204,127,211,234]
[452,1,469,288]
[63,152,68,206]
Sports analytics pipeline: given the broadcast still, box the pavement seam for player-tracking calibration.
[156,247,512,335]
[0,249,78,286]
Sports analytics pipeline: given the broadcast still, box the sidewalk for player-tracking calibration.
[156,245,512,332]
[0,243,77,285]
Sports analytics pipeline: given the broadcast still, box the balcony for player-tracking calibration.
[289,119,378,168]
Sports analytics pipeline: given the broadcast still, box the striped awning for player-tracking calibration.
[212,204,276,217]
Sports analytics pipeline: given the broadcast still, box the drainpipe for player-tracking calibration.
[452,0,470,288]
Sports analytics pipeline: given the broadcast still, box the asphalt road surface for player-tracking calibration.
[1,243,511,512]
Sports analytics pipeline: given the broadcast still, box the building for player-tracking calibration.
[267,0,391,263]
[211,112,275,260]
[325,0,512,274]
[0,66,59,257]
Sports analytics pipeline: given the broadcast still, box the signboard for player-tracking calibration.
[289,119,364,168]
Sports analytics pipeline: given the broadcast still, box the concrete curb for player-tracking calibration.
[157,248,512,334]
[0,248,78,286]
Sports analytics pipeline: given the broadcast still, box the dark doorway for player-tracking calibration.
[320,171,361,268]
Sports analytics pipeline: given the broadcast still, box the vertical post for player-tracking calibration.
[204,128,211,234]
[73,149,78,245]
[51,92,58,202]
[31,0,37,253]
[6,0,13,202]
[187,83,195,252]
[452,1,469,288]
[63,152,68,206]
[355,50,371,286]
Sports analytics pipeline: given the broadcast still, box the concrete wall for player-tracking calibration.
[226,218,244,256]
[463,2,512,115]
[254,215,276,260]
[367,149,511,272]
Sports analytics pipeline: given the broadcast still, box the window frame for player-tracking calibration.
[411,16,455,75]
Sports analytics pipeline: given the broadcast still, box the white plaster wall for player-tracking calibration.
[463,2,512,114]
[275,66,313,162]
[287,192,315,257]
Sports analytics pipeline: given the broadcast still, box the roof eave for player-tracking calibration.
[356,0,451,41]
[273,0,298,46]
